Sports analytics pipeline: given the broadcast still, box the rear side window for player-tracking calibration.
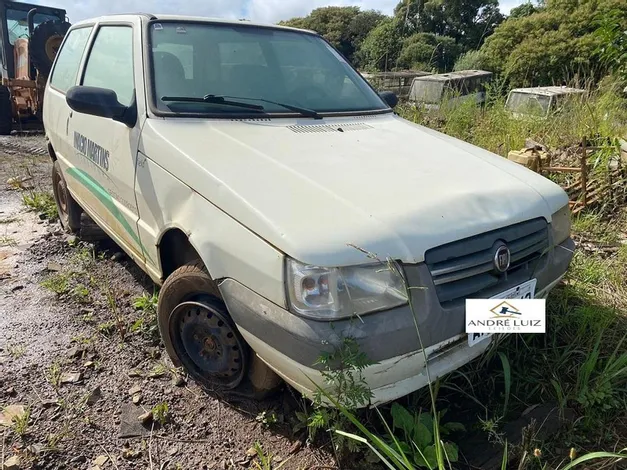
[49,26,93,93]
[82,26,135,106]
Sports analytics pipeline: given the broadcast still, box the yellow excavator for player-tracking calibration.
[0,0,70,134]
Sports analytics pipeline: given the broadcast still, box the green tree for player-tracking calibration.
[595,9,627,81]
[453,50,489,71]
[279,7,385,65]
[394,0,504,49]
[508,2,539,18]
[397,33,462,71]
[356,18,404,71]
[480,0,627,86]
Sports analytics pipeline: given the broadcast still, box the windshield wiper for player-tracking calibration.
[220,95,322,120]
[162,94,322,119]
[161,94,265,111]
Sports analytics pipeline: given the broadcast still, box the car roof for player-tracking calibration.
[413,70,492,82]
[509,86,586,96]
[70,13,315,35]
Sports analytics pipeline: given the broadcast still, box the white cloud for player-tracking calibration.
[34,0,527,24]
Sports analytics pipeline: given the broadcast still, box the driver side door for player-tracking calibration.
[67,20,148,266]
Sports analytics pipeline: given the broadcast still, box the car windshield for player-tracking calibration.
[506,92,552,116]
[149,21,389,117]
[6,8,61,45]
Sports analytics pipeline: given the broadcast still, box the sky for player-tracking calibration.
[32,0,530,25]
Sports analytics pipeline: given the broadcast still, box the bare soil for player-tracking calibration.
[0,135,336,470]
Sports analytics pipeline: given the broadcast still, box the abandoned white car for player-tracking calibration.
[505,86,586,119]
[43,14,575,407]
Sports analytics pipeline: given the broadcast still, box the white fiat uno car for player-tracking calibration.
[43,14,574,406]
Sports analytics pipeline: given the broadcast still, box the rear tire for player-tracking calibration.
[51,160,82,232]
[157,260,282,397]
[0,86,13,136]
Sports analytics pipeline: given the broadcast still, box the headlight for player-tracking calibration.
[550,205,571,244]
[286,258,408,320]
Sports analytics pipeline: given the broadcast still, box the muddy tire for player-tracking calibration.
[0,86,13,136]
[51,160,81,232]
[30,20,71,77]
[158,261,281,396]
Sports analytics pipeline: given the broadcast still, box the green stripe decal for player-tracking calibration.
[67,167,154,264]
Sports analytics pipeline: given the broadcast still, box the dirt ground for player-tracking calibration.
[0,135,336,470]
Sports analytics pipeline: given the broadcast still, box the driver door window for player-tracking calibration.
[82,26,134,106]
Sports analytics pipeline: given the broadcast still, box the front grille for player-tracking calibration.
[424,218,549,306]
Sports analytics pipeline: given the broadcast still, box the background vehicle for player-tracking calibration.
[408,70,492,110]
[0,0,70,134]
[505,86,586,120]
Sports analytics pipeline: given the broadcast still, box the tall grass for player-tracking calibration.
[397,79,627,158]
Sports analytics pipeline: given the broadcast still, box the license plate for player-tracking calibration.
[467,279,537,347]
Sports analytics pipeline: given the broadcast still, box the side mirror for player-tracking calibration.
[66,86,137,127]
[379,91,399,109]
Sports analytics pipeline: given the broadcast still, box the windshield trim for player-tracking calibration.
[142,18,392,120]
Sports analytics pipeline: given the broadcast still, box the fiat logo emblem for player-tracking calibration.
[493,244,511,273]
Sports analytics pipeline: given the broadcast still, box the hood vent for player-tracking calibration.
[230,118,272,122]
[288,123,373,134]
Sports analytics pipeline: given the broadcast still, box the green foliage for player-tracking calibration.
[595,8,627,81]
[389,403,463,469]
[356,17,404,71]
[152,402,169,425]
[398,83,627,157]
[453,50,489,71]
[256,410,279,427]
[10,407,30,437]
[45,361,63,389]
[130,291,159,340]
[279,6,386,65]
[314,337,375,409]
[397,33,462,72]
[480,0,627,86]
[395,0,504,49]
[41,272,72,295]
[296,338,375,456]
[508,2,539,19]
[22,190,57,221]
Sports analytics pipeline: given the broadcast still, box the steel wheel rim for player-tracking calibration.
[169,300,246,389]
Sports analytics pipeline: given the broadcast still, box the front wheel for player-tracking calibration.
[157,261,282,396]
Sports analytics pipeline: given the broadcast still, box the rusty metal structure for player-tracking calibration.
[509,138,627,215]
[0,0,70,134]
[360,70,432,100]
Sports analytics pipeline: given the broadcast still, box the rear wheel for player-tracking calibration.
[157,261,282,396]
[51,160,82,232]
[0,86,13,136]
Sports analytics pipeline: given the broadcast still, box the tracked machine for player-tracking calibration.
[0,0,70,134]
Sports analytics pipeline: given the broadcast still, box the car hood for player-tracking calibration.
[141,113,568,266]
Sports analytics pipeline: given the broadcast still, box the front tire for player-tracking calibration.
[157,261,282,396]
[51,160,81,232]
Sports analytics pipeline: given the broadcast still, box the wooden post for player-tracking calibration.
[580,137,588,208]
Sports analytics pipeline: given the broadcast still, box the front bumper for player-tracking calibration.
[219,237,575,406]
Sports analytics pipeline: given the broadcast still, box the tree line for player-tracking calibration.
[279,0,627,87]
